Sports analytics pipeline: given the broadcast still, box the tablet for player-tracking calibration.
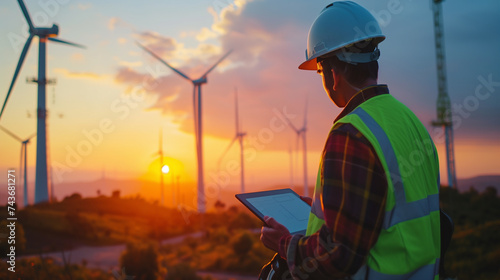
[235,188,311,235]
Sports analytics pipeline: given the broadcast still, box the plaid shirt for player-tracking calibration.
[279,85,390,279]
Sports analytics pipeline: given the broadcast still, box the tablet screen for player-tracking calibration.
[236,189,311,235]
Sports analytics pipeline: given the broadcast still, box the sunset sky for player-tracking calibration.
[0,0,499,202]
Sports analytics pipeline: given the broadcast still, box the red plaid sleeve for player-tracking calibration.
[279,123,388,279]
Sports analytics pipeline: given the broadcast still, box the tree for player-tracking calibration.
[63,193,82,201]
[112,190,121,198]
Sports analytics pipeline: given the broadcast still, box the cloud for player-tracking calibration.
[115,0,500,155]
[134,31,179,59]
[70,53,84,62]
[117,59,143,68]
[108,17,118,31]
[118,37,127,45]
[54,68,110,82]
[77,3,92,10]
[107,17,135,32]
[196,27,218,42]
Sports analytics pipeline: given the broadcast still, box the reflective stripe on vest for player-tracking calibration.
[353,108,440,230]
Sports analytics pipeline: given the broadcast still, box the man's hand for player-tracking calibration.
[260,216,291,253]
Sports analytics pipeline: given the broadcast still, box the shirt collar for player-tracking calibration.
[334,84,390,123]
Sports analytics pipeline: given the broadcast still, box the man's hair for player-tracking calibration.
[320,40,379,87]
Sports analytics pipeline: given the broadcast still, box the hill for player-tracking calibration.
[457,175,500,194]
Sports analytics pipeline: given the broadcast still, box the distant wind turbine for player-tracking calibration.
[0,0,85,204]
[0,125,36,208]
[137,42,232,213]
[218,88,247,193]
[285,96,309,197]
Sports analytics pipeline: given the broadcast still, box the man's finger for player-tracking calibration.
[264,216,277,227]
[265,217,285,230]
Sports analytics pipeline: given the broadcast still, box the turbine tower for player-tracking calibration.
[0,0,85,204]
[431,0,457,188]
[285,96,309,197]
[137,42,231,213]
[0,125,36,208]
[218,88,247,193]
[158,128,165,206]
[288,140,294,189]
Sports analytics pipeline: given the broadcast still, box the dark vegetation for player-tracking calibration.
[1,193,260,254]
[0,186,498,279]
[440,186,500,280]
[0,257,114,279]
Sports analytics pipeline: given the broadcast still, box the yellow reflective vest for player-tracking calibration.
[307,93,441,279]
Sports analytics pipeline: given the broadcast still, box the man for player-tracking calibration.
[260,2,441,279]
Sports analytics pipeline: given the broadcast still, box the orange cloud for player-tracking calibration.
[54,68,110,82]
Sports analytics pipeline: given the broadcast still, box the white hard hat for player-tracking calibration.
[299,1,386,70]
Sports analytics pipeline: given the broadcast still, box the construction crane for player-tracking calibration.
[431,0,458,188]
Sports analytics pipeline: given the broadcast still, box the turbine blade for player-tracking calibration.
[217,136,238,169]
[0,34,34,120]
[0,125,23,142]
[136,41,192,81]
[200,49,232,78]
[17,0,34,32]
[285,114,300,133]
[27,132,37,141]
[48,37,86,49]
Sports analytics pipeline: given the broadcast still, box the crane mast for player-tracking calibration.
[431,0,458,188]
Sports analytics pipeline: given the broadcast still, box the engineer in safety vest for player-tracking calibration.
[260,2,441,279]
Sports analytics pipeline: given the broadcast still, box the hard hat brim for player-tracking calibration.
[298,59,318,70]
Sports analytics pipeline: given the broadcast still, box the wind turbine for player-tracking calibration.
[0,0,85,204]
[0,125,36,208]
[218,88,247,193]
[285,96,309,197]
[137,42,232,213]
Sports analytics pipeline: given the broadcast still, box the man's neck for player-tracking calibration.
[343,79,378,105]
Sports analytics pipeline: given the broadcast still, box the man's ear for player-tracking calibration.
[332,67,342,91]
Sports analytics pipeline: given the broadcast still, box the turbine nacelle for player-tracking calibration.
[193,76,207,85]
[33,24,59,37]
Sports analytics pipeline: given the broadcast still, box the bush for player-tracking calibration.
[231,231,254,257]
[208,227,230,244]
[120,242,161,280]
[166,263,201,280]
[0,220,26,255]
